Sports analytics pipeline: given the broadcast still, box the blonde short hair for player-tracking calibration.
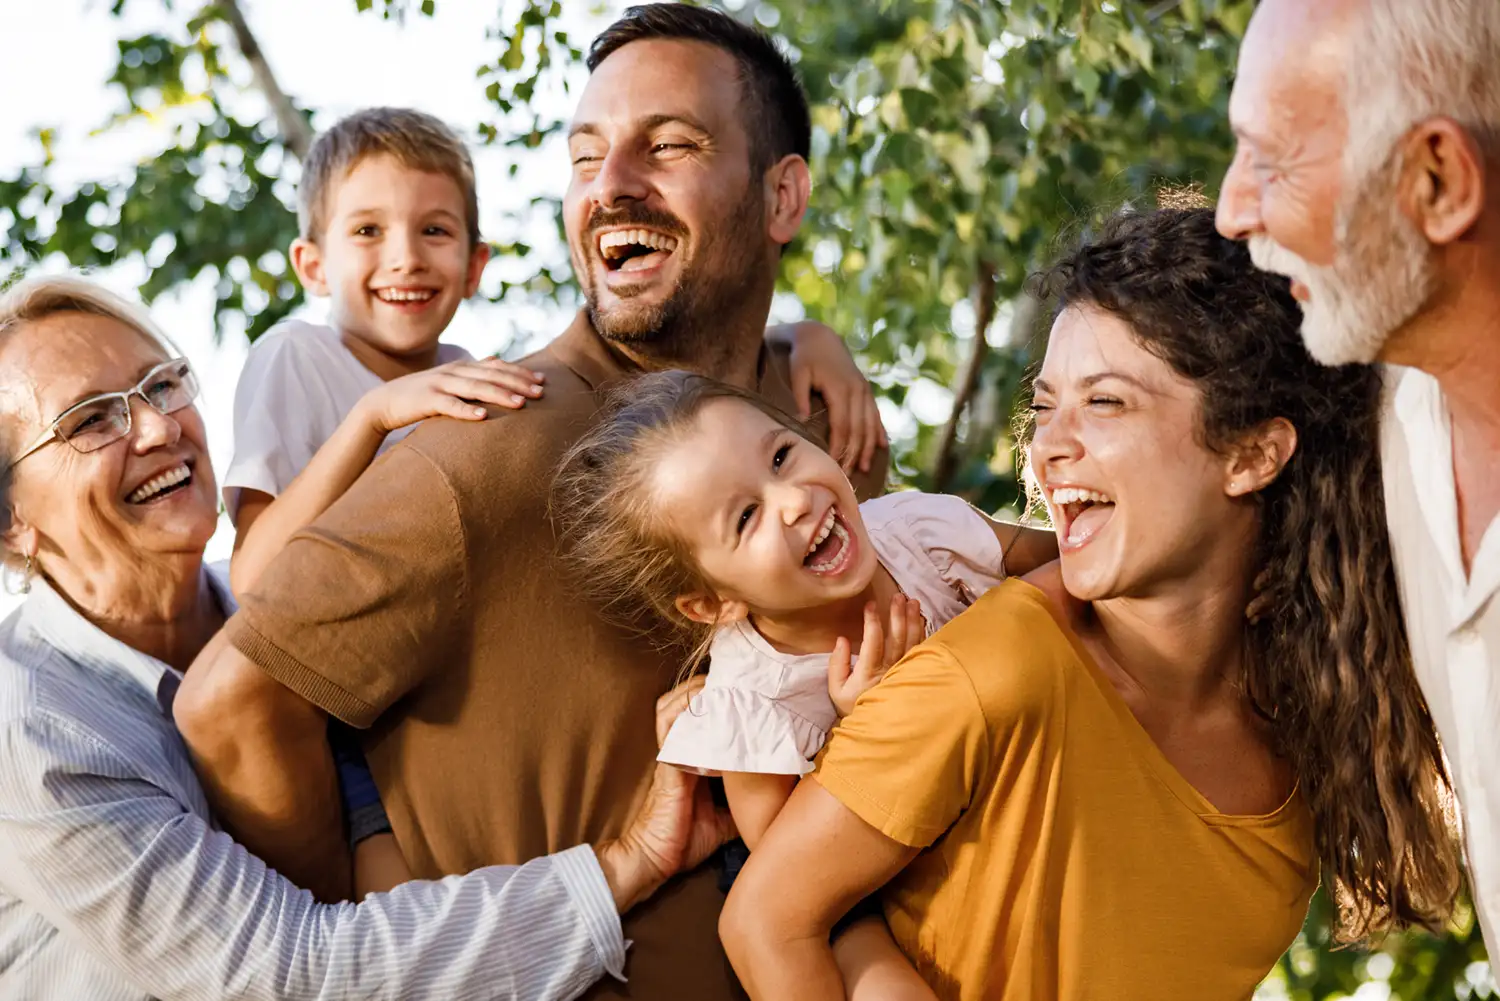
[297,107,481,246]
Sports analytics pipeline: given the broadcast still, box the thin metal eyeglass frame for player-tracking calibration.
[7,358,199,470]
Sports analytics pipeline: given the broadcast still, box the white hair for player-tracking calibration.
[0,273,180,359]
[1345,0,1500,174]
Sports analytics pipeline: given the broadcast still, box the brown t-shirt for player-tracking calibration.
[226,313,886,999]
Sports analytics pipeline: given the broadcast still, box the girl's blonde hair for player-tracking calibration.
[550,370,814,671]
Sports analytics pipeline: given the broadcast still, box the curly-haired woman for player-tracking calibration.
[720,207,1461,1000]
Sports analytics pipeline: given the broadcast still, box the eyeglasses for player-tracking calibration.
[8,358,200,469]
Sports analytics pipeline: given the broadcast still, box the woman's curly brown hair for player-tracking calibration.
[1029,206,1460,941]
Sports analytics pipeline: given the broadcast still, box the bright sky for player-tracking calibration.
[0,0,629,615]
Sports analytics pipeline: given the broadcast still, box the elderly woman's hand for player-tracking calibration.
[595,761,736,914]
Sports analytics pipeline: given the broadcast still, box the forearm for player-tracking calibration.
[231,407,385,593]
[176,631,352,901]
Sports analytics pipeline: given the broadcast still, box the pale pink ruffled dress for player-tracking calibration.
[657,491,1009,777]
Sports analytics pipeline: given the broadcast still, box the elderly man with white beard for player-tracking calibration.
[1215,0,1500,953]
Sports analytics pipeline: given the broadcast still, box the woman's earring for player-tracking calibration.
[20,553,32,594]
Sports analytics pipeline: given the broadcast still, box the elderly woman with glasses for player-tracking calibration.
[0,274,730,1001]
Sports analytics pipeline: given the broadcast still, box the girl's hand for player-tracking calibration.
[828,594,924,717]
[784,321,888,475]
[357,357,545,436]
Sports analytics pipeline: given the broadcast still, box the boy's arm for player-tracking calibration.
[230,357,545,595]
[230,406,388,594]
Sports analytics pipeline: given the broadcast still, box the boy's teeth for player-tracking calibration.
[375,288,436,302]
[128,464,191,503]
[1051,487,1114,506]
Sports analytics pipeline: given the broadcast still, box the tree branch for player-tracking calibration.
[932,259,999,494]
[217,0,314,160]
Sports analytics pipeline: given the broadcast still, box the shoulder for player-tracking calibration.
[860,490,986,536]
[242,319,345,367]
[907,578,1078,721]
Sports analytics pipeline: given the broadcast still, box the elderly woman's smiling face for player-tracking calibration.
[2,310,218,583]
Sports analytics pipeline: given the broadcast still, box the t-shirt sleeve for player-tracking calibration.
[657,686,828,777]
[223,330,345,517]
[225,442,467,728]
[892,491,1008,601]
[812,643,989,848]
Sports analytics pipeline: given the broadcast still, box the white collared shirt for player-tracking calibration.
[1381,365,1500,949]
[0,563,626,1000]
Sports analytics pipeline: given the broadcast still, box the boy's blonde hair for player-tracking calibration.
[297,107,481,246]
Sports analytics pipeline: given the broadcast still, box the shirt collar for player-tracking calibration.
[21,561,236,718]
[1389,364,1500,619]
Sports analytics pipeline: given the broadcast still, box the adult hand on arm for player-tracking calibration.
[719,778,920,1001]
[597,761,738,912]
[229,357,545,595]
[175,629,351,902]
[769,321,887,475]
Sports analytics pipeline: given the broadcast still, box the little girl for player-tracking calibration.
[552,370,1056,995]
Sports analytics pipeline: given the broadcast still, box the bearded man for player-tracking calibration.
[1217,0,1500,952]
[177,6,885,997]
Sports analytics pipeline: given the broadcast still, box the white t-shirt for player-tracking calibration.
[1380,364,1500,952]
[223,320,471,518]
[656,491,1008,776]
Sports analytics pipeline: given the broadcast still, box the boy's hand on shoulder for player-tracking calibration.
[355,357,546,436]
[828,594,924,717]
[780,320,887,475]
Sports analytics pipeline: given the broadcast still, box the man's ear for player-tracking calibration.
[289,237,330,297]
[765,154,811,248]
[1225,417,1298,498]
[1401,117,1487,246]
[675,591,749,626]
[463,240,492,298]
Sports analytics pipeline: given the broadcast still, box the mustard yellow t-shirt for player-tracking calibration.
[814,579,1316,1001]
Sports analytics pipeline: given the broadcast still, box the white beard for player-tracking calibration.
[1247,167,1436,367]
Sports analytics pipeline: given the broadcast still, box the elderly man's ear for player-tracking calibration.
[1402,118,1488,246]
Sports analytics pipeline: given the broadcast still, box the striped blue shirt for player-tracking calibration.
[0,565,627,1000]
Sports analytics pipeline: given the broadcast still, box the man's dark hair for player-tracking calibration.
[586,4,810,174]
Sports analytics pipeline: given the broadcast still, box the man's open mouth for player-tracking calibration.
[803,506,856,576]
[597,228,680,274]
[1050,486,1116,549]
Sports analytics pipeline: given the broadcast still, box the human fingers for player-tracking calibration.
[884,595,910,669]
[840,385,869,474]
[452,359,544,399]
[859,391,885,473]
[825,389,852,470]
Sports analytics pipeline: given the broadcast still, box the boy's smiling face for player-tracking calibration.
[290,153,489,363]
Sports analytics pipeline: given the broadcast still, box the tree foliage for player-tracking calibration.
[0,4,1491,994]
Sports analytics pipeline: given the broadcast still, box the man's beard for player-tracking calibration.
[580,184,771,366]
[1248,149,1436,367]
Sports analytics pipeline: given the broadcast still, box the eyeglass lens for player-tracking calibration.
[56,361,199,454]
